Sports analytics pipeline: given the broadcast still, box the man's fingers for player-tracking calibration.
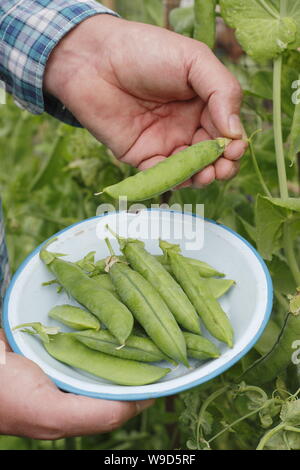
[224,140,248,161]
[56,394,154,437]
[215,158,240,181]
[188,44,244,139]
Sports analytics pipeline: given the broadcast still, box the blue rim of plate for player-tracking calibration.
[3,209,273,401]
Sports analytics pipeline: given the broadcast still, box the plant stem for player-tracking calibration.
[249,138,272,197]
[273,14,300,286]
[208,401,271,445]
[256,422,286,450]
[196,385,229,447]
[273,56,289,199]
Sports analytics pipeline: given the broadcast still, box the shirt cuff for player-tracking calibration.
[0,1,118,126]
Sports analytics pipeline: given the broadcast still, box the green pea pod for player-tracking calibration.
[48,305,100,331]
[40,240,134,345]
[194,0,217,49]
[241,291,300,385]
[92,254,224,278]
[157,255,225,278]
[114,234,201,335]
[100,139,230,201]
[104,239,189,366]
[72,329,170,363]
[92,273,118,295]
[203,278,236,299]
[160,240,234,348]
[15,324,170,386]
[184,332,220,361]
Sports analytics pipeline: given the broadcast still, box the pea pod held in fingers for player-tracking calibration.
[48,304,100,331]
[15,324,170,386]
[40,239,134,344]
[160,240,234,348]
[111,232,201,335]
[104,239,189,366]
[240,291,300,386]
[99,138,230,201]
[72,329,171,363]
[184,333,220,361]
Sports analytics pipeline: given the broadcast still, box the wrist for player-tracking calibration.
[43,14,120,101]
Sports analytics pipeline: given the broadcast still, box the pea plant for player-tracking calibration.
[170,0,300,450]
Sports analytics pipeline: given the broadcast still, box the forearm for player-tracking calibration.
[0,0,118,125]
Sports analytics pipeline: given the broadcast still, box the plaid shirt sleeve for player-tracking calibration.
[0,1,118,126]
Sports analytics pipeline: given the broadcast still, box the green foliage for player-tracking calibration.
[220,0,300,62]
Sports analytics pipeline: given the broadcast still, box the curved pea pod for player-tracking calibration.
[105,253,189,367]
[40,240,134,345]
[72,329,170,363]
[15,324,170,386]
[117,237,201,335]
[160,240,234,348]
[203,278,236,299]
[241,291,300,385]
[184,333,220,361]
[48,305,101,331]
[100,139,230,201]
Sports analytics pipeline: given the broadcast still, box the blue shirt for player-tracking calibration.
[0,0,116,317]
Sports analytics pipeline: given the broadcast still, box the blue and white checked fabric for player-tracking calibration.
[0,0,117,125]
[0,1,116,320]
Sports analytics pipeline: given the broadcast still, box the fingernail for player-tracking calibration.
[136,399,155,414]
[229,114,243,138]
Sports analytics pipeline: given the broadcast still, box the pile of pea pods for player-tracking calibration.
[15,231,235,386]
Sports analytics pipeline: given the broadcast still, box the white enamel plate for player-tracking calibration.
[3,210,273,400]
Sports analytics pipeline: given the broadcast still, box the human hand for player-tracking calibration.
[0,329,153,439]
[44,15,247,188]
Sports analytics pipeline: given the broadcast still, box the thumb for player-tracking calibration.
[187,43,244,139]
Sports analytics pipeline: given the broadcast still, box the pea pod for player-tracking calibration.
[203,278,236,299]
[160,240,234,348]
[99,139,229,201]
[40,240,134,345]
[241,291,300,385]
[91,255,224,278]
[112,233,201,335]
[72,329,170,363]
[92,273,118,296]
[14,324,170,386]
[158,255,225,278]
[104,239,189,366]
[48,305,100,331]
[183,332,220,361]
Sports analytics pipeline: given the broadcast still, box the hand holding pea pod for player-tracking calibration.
[99,139,230,201]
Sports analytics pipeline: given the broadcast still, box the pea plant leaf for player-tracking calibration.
[255,195,287,260]
[288,84,300,164]
[268,197,300,213]
[220,0,300,62]
[169,6,194,37]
